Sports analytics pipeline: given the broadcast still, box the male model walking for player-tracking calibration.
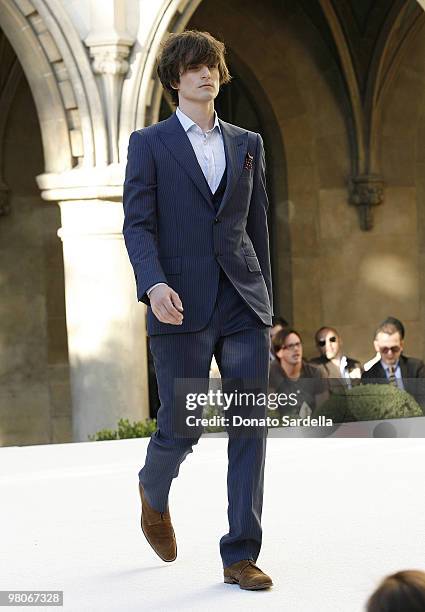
[123,30,274,590]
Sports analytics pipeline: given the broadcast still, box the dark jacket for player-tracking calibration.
[123,112,273,335]
[309,355,362,389]
[268,360,328,415]
[362,354,425,408]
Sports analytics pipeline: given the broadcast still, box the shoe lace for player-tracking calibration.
[243,560,260,573]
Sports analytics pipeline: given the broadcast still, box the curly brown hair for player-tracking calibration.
[157,30,232,106]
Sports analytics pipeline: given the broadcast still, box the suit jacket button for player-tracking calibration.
[214,217,220,224]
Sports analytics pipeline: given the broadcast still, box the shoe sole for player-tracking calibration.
[224,577,273,590]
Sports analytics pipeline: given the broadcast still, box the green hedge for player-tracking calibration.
[88,417,157,441]
[314,384,423,423]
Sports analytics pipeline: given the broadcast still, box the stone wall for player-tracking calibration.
[0,74,71,446]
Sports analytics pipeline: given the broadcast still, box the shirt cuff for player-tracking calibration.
[146,282,168,297]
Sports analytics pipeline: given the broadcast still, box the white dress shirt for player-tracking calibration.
[339,355,352,388]
[147,107,226,298]
[175,106,225,192]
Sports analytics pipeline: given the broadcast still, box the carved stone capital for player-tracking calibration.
[349,174,384,230]
[87,42,132,163]
[89,44,130,76]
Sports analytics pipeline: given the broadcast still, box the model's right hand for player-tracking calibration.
[149,284,184,325]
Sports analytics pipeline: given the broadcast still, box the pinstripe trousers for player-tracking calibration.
[139,267,270,567]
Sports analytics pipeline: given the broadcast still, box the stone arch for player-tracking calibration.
[0,0,107,173]
[0,33,22,215]
[119,0,202,160]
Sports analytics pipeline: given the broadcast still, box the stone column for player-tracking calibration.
[56,198,149,442]
[85,0,134,164]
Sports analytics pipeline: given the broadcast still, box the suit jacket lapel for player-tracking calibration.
[158,113,213,210]
[217,120,248,216]
[158,113,248,215]
[399,355,408,379]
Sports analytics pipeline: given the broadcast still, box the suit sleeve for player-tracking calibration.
[415,360,425,377]
[405,359,425,412]
[122,131,168,305]
[246,133,274,316]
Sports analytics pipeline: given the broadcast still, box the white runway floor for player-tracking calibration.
[1,436,424,612]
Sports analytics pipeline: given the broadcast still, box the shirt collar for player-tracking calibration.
[381,359,399,372]
[176,106,221,134]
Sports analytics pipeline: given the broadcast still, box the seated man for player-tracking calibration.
[363,316,405,372]
[269,328,328,417]
[310,327,362,389]
[362,320,425,408]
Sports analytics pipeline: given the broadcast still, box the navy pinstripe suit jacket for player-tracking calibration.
[123,112,273,336]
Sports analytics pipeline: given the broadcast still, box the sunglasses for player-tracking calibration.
[318,336,337,347]
[379,346,401,354]
[282,342,301,351]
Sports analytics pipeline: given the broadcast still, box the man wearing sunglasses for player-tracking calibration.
[363,316,405,371]
[362,321,425,407]
[310,327,362,388]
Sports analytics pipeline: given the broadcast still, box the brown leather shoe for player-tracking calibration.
[138,483,177,562]
[224,560,273,590]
